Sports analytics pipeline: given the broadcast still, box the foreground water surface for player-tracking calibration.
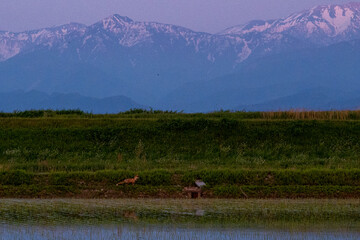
[1,223,359,240]
[0,199,359,239]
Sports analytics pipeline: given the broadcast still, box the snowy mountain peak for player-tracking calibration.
[278,3,359,35]
[220,20,275,35]
[222,3,360,39]
[102,14,134,30]
[112,14,134,23]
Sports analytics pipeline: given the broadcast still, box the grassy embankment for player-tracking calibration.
[0,109,360,198]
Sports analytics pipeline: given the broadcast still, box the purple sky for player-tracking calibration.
[0,0,357,33]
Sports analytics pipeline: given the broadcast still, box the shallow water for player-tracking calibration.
[0,199,359,240]
[1,224,359,240]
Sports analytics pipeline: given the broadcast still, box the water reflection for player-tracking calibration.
[0,199,359,239]
[1,224,359,240]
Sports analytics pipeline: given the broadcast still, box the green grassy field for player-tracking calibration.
[0,110,360,198]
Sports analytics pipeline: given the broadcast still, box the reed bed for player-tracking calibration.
[2,109,360,120]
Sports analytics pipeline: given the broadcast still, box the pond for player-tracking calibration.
[0,199,359,239]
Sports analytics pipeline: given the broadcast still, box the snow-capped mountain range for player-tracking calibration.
[1,2,360,112]
[0,14,246,63]
[222,2,360,39]
[2,3,360,62]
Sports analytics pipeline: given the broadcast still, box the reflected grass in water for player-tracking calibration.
[1,223,359,240]
[1,199,359,240]
[0,199,359,228]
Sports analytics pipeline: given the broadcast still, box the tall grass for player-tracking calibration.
[260,110,360,120]
[2,109,360,120]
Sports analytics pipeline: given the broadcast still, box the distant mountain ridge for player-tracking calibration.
[222,2,360,39]
[236,87,360,112]
[2,3,360,62]
[1,2,360,112]
[161,38,360,112]
[0,91,143,113]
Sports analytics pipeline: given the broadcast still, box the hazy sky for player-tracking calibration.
[0,0,358,33]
